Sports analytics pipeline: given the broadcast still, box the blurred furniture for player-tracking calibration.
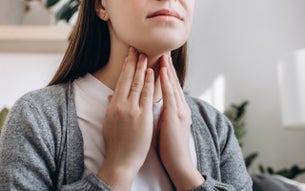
[0,26,71,53]
[252,174,305,191]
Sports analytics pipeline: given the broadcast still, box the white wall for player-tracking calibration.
[0,54,61,108]
[186,0,305,181]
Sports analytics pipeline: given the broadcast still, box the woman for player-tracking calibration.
[0,0,252,190]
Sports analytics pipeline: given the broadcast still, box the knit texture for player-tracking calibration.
[0,82,252,190]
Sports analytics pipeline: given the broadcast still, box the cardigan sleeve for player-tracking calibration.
[0,95,113,191]
[192,118,252,191]
[60,174,112,191]
[187,97,253,191]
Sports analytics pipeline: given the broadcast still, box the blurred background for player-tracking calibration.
[1,0,305,186]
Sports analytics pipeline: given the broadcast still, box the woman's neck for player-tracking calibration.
[93,46,163,102]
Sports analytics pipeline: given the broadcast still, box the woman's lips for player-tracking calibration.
[147,9,183,21]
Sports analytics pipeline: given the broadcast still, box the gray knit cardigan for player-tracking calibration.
[0,82,252,191]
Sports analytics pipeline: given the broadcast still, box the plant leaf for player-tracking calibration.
[259,164,265,173]
[45,0,60,8]
[244,152,258,169]
[267,167,274,174]
[55,1,80,22]
[0,108,9,133]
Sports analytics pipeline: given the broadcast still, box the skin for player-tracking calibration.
[94,0,204,190]
[94,0,194,94]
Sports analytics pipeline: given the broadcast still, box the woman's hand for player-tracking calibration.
[158,53,204,190]
[98,47,154,191]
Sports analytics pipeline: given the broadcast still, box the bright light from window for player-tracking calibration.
[199,75,226,112]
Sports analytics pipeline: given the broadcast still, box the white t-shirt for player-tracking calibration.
[73,73,197,191]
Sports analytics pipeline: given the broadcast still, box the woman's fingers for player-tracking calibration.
[167,53,186,99]
[161,53,190,113]
[129,54,148,103]
[140,68,154,111]
[160,54,183,108]
[160,67,176,109]
[113,47,151,108]
[113,47,138,101]
[167,53,180,85]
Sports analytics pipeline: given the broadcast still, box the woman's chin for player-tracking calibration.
[135,41,184,57]
[125,32,188,56]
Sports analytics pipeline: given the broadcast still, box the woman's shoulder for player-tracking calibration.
[3,82,73,138]
[0,83,74,180]
[20,82,70,103]
[14,82,71,110]
[185,95,224,120]
[8,82,73,127]
[185,95,233,139]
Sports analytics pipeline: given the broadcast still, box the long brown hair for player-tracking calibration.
[49,0,188,87]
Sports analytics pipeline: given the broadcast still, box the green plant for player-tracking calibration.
[224,101,305,179]
[224,101,258,169]
[259,164,305,179]
[0,108,9,134]
[46,0,80,22]
[224,101,248,147]
[25,0,80,23]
